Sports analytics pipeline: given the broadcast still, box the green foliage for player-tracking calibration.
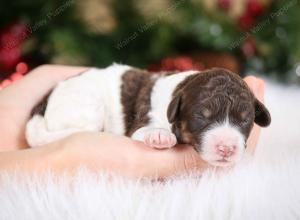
[1,0,300,77]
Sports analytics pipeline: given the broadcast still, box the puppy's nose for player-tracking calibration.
[216,145,236,157]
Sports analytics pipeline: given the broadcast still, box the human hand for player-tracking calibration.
[0,65,265,178]
[244,76,266,155]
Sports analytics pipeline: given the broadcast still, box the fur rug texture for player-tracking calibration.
[0,79,300,220]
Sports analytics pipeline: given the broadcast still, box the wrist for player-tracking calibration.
[42,136,84,175]
[0,142,62,174]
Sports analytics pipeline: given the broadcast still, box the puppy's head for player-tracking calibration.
[167,68,271,167]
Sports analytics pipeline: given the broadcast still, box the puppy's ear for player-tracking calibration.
[167,95,181,123]
[254,99,271,127]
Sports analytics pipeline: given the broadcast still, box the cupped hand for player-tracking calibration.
[50,132,208,178]
[0,65,265,178]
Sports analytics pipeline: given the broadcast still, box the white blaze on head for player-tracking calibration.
[200,118,245,167]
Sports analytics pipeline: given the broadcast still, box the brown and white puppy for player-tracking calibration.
[26,64,271,166]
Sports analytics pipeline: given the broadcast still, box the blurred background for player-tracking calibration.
[1,0,300,85]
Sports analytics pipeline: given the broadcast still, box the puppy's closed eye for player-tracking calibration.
[202,108,212,118]
[240,111,251,127]
[235,103,252,120]
[194,107,212,121]
[240,111,251,121]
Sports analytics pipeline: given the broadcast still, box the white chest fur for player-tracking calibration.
[147,71,197,129]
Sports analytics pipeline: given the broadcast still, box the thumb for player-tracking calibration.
[156,145,210,178]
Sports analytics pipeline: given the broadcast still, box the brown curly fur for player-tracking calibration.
[168,68,271,150]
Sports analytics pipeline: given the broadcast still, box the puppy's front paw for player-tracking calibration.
[143,128,177,149]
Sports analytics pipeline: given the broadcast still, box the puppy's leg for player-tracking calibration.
[26,100,105,148]
[131,127,177,149]
[26,115,84,147]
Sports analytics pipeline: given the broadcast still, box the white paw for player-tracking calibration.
[143,128,177,149]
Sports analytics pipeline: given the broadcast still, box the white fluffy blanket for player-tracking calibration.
[1,80,300,220]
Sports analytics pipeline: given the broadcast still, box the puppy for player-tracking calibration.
[26,64,271,166]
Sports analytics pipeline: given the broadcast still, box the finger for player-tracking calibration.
[244,76,265,155]
[244,76,265,102]
[150,144,210,178]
